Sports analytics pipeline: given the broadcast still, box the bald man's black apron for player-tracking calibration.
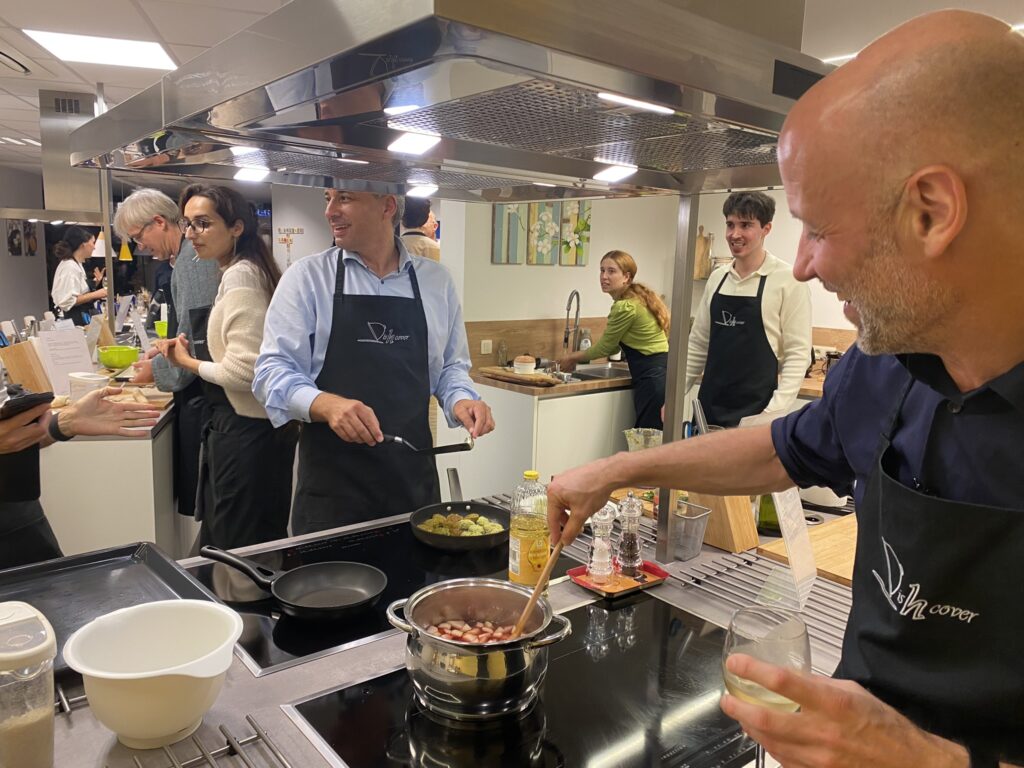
[698,273,778,427]
[292,255,438,535]
[837,377,1024,761]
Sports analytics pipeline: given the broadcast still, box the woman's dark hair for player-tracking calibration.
[179,183,281,291]
[53,226,95,260]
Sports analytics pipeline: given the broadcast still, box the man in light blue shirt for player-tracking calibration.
[254,189,494,533]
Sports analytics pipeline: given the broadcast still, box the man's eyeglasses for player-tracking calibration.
[178,218,212,234]
[128,219,154,246]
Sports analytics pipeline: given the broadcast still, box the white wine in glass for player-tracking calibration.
[723,606,811,767]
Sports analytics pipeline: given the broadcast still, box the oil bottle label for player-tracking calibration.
[508,532,549,585]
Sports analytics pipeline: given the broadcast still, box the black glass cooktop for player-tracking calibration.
[294,596,754,768]
[187,522,579,675]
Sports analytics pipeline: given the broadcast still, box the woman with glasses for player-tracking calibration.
[154,184,297,549]
[51,226,107,326]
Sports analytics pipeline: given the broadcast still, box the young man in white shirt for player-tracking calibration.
[685,191,812,426]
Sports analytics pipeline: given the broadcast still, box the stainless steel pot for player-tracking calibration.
[386,578,572,721]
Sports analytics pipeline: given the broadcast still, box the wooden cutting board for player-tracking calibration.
[609,488,657,518]
[477,366,561,387]
[757,514,858,586]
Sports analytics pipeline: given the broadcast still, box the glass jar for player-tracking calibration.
[0,601,56,768]
[509,470,550,586]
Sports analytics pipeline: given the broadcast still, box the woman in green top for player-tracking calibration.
[558,250,670,428]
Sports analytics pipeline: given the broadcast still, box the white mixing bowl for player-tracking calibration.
[62,600,242,749]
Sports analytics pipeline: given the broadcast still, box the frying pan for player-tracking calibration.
[200,546,387,622]
[409,468,510,552]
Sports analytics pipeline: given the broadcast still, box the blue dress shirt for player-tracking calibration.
[253,240,480,428]
[772,345,1024,510]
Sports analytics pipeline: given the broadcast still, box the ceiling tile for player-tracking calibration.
[64,61,165,89]
[168,43,207,65]
[138,1,263,47]
[0,119,41,136]
[156,0,284,12]
[0,0,156,40]
[0,94,36,111]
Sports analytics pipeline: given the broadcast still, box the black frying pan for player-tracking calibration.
[410,501,510,552]
[200,546,388,622]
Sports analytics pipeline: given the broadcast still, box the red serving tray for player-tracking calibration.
[567,561,669,599]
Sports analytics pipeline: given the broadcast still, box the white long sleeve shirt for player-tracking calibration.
[50,259,90,313]
[686,250,812,414]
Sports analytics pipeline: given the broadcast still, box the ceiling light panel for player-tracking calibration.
[23,30,176,70]
[234,167,270,182]
[387,132,441,155]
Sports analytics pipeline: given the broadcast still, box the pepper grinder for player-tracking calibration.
[616,491,644,577]
[587,503,616,584]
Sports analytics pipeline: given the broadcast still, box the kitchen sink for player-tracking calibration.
[572,363,632,381]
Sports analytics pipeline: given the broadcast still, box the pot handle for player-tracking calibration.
[200,545,278,591]
[526,613,572,649]
[386,598,417,636]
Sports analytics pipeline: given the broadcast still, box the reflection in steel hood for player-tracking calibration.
[69,0,829,202]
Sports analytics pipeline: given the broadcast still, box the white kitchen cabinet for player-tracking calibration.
[434,382,636,500]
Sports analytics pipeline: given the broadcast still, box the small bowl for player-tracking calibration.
[63,600,242,749]
[98,345,140,370]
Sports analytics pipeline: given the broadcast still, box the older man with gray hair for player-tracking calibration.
[113,188,220,520]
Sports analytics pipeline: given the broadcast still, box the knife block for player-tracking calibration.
[0,342,51,393]
[686,492,759,553]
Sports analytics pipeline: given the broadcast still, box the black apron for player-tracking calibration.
[292,252,439,535]
[698,273,778,427]
[191,304,296,548]
[0,446,62,568]
[620,343,666,429]
[836,377,1024,761]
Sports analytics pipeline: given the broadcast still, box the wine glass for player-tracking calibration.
[723,606,811,768]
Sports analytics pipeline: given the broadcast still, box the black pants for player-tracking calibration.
[173,379,209,518]
[197,405,298,550]
[0,500,62,570]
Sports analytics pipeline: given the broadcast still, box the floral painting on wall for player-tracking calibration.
[559,200,591,266]
[527,201,560,265]
[491,203,528,264]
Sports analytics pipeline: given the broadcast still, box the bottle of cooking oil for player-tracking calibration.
[509,470,551,586]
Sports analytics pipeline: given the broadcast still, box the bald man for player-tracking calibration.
[546,11,1024,767]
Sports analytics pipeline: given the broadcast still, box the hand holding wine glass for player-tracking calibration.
[723,606,810,767]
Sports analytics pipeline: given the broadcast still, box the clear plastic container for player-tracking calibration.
[672,498,711,561]
[0,601,56,768]
[509,470,550,587]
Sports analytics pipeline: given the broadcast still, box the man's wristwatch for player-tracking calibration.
[47,413,73,442]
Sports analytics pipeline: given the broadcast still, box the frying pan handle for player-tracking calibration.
[386,598,418,636]
[200,545,278,591]
[447,468,463,502]
[526,614,572,649]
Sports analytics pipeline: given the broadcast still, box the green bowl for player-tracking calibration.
[98,345,140,370]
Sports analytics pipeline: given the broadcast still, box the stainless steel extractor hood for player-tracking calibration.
[69,0,831,202]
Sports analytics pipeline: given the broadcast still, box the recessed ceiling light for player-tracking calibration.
[50,220,64,225]
[406,183,438,198]
[276,166,287,172]
[230,146,260,157]
[593,163,638,182]
[234,167,270,182]
[23,29,175,70]
[28,218,39,223]
[533,182,556,187]
[597,92,673,115]
[1,137,24,145]
[22,138,41,146]
[388,131,441,155]
[383,105,420,116]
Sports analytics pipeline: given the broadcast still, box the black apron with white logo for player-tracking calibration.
[292,252,438,535]
[620,343,666,429]
[837,377,1024,760]
[698,273,778,427]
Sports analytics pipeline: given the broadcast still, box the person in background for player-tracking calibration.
[685,191,811,426]
[51,226,106,326]
[0,387,159,569]
[155,185,296,549]
[548,10,1024,765]
[114,188,221,522]
[557,250,669,429]
[399,197,440,262]
[253,189,493,535]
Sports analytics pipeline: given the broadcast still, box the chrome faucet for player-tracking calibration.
[563,289,581,355]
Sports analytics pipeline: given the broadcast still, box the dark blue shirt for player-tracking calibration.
[772,345,1024,510]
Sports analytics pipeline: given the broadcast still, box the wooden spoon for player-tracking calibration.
[509,541,564,639]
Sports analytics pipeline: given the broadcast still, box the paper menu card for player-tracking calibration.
[757,488,817,610]
[31,329,95,396]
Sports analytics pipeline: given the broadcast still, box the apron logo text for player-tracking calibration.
[714,310,745,327]
[357,322,410,345]
[872,538,979,624]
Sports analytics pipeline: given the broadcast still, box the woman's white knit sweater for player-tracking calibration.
[197,259,272,419]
